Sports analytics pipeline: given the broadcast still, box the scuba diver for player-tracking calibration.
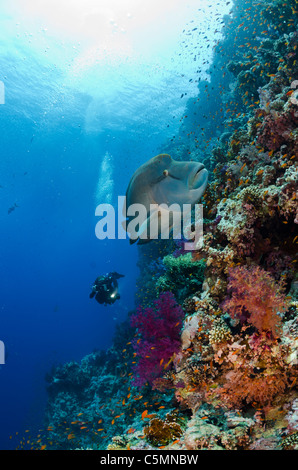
[89,272,124,306]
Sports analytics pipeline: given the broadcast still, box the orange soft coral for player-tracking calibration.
[222,265,289,337]
[211,331,290,409]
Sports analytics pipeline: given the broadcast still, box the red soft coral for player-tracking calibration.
[222,265,288,337]
[130,292,184,388]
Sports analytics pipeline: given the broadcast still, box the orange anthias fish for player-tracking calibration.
[127,428,136,434]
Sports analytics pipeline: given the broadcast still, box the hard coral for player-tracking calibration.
[208,319,232,346]
[155,253,205,303]
[281,432,298,450]
[144,412,183,447]
[183,408,253,450]
[256,105,298,152]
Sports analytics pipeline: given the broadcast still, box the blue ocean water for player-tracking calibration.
[0,0,232,449]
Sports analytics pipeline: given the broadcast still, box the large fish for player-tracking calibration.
[123,154,208,244]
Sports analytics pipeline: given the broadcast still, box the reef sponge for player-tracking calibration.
[130,292,184,387]
[222,265,289,337]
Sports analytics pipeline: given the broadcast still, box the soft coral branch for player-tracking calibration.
[222,265,289,337]
[130,292,184,387]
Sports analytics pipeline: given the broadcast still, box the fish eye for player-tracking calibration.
[163,170,169,177]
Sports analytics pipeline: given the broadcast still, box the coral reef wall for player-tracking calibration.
[40,0,298,451]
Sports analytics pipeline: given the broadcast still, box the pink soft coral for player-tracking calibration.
[222,265,288,337]
[130,292,184,387]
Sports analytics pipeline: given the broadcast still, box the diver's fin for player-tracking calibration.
[114,273,124,278]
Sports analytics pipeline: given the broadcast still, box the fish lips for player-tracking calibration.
[189,163,208,190]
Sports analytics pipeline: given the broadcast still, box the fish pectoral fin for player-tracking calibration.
[137,237,152,245]
[136,216,151,242]
[143,207,173,241]
[124,206,175,244]
[128,214,153,244]
[125,214,148,244]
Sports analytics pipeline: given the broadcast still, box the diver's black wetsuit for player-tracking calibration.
[89,272,124,306]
